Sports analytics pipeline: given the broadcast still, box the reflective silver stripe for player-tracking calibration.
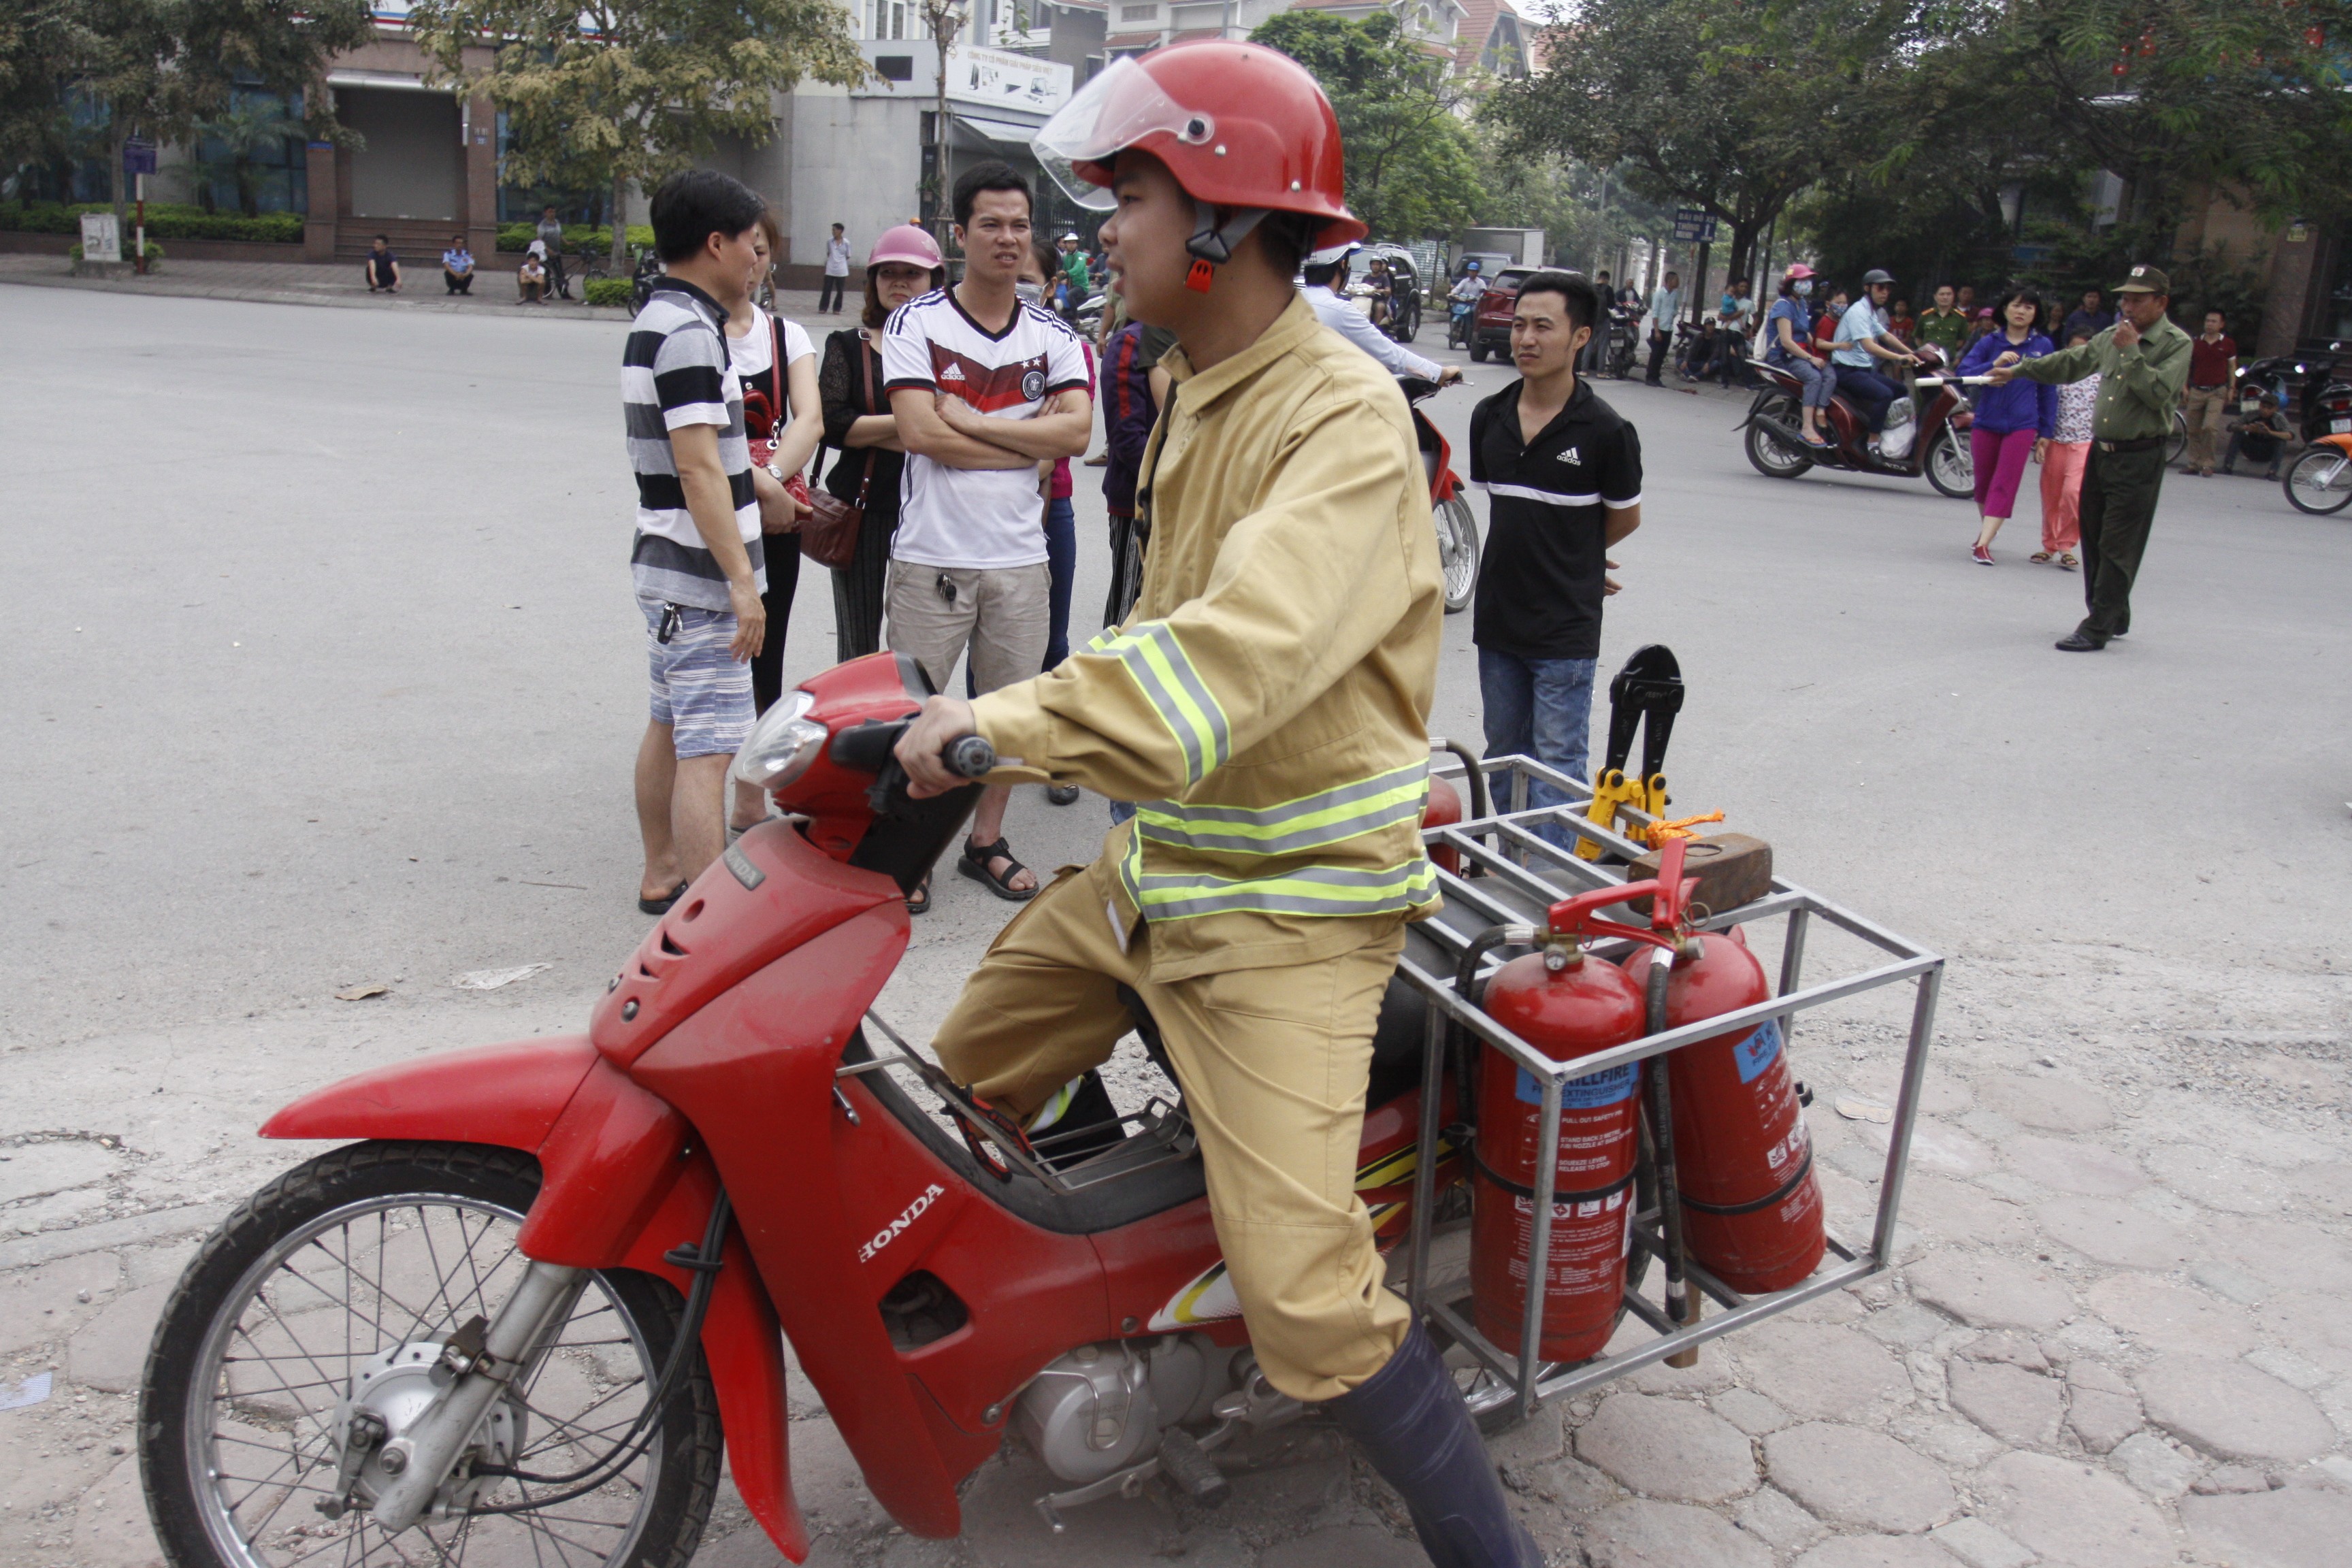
[1134,759,1429,855]
[1097,621,1231,785]
[1125,854,1442,921]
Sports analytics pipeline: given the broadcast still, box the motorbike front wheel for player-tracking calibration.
[1924,427,1975,499]
[140,1141,721,1568]
[1435,494,1480,612]
[1744,396,1814,480]
[2283,446,2352,514]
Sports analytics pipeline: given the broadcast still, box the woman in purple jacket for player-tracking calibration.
[1957,287,2057,564]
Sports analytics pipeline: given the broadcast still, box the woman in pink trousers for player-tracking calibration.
[2031,329,2094,569]
[1955,287,2057,564]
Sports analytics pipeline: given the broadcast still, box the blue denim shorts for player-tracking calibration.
[641,596,753,760]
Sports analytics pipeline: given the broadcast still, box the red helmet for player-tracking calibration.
[1034,42,1364,250]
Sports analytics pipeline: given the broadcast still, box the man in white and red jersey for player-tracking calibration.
[881,159,1092,902]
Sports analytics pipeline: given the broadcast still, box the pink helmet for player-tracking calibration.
[867,224,945,275]
[1783,262,1816,281]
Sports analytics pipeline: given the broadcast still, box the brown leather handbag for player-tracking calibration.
[801,336,877,570]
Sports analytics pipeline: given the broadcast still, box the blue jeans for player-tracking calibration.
[1479,648,1596,845]
[1833,363,1899,431]
[1779,356,1835,410]
[1045,495,1076,670]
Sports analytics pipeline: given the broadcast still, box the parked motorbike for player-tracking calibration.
[1401,374,1480,612]
[1741,347,1976,498]
[136,655,1477,1567]
[2239,342,2352,444]
[1605,303,1642,380]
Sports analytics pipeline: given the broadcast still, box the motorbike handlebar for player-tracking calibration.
[943,734,996,779]
[830,720,995,779]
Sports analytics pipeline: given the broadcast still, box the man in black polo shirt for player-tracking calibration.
[1469,270,1643,838]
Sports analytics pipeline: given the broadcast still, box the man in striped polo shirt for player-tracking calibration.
[1468,270,1644,839]
[623,170,767,915]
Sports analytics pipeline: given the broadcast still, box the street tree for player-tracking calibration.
[1489,0,1914,293]
[921,0,963,248]
[6,0,372,225]
[408,0,868,270]
[1250,10,1484,240]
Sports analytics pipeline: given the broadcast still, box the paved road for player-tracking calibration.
[3,282,2350,1567]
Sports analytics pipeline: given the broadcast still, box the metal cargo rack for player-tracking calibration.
[1409,752,1943,1424]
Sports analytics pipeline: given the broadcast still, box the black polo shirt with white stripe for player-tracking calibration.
[1468,376,1642,660]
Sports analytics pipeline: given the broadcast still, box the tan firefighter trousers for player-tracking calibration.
[932,850,1415,1402]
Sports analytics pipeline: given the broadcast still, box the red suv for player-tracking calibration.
[1469,266,1534,363]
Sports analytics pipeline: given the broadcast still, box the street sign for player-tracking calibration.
[122,137,157,176]
[1672,208,1718,244]
[80,212,121,263]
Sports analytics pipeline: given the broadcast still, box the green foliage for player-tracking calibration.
[583,277,636,307]
[69,236,161,259]
[493,221,652,253]
[1249,11,1484,240]
[0,197,298,240]
[180,95,302,217]
[407,0,868,267]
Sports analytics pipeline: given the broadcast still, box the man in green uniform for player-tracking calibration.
[1987,264,2190,652]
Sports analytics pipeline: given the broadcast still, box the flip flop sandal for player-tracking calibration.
[2058,553,2079,570]
[638,881,687,915]
[1801,433,1829,448]
[959,836,1039,902]
[906,872,932,916]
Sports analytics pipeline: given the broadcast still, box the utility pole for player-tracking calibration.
[924,0,966,247]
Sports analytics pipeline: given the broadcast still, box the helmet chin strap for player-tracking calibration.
[1185,201,1269,292]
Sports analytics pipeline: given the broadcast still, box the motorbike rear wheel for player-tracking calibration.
[140,1141,721,1568]
[1436,494,1480,612]
[1924,427,1974,499]
[1744,396,1814,480]
[2283,446,2352,514]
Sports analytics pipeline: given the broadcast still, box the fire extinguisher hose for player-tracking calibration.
[1451,923,1540,1134]
[1641,956,1700,1362]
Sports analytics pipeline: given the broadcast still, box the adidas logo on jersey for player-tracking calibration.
[1557,446,1581,465]
[938,363,966,382]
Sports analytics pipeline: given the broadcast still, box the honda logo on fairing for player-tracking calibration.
[859,1183,945,1262]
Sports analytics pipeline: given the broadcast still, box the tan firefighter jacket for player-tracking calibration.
[970,293,1445,981]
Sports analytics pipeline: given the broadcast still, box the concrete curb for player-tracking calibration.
[0,272,630,323]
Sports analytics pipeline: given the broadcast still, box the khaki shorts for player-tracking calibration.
[885,559,1051,696]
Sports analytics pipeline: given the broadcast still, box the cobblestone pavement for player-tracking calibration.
[5,284,2349,1567]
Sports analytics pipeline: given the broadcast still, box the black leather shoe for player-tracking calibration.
[2055,632,2107,652]
[1322,1322,1540,1568]
[1045,783,1081,806]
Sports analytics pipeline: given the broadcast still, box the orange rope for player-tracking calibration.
[1639,810,1725,846]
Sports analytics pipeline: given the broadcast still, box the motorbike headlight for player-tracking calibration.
[731,690,828,793]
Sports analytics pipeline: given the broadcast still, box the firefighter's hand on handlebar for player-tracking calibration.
[896,694,980,798]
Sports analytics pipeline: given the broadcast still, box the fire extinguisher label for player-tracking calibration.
[1516,1062,1639,1109]
[1733,1019,1784,1084]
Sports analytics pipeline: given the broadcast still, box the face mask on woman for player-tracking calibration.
[1015,280,1044,304]
[1795,280,1813,297]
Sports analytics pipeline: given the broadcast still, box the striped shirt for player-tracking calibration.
[1469,376,1642,661]
[623,279,764,609]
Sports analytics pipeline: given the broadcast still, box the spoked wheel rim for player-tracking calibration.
[2285,448,2352,514]
[1744,399,1812,477]
[1437,495,1480,610]
[1927,429,1974,497]
[183,1193,664,1568]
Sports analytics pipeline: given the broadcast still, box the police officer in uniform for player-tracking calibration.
[1988,265,2191,651]
[894,41,1539,1567]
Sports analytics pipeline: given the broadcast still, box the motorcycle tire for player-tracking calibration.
[140,1141,722,1568]
[2283,446,2352,514]
[1392,300,1418,343]
[1924,427,1975,499]
[1744,396,1814,480]
[1435,493,1480,613]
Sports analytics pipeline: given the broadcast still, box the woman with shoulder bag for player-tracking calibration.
[815,225,943,664]
[725,212,822,832]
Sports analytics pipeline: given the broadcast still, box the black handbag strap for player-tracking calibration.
[849,333,879,508]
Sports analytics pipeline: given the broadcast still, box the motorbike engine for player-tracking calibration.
[1012,1334,1241,1484]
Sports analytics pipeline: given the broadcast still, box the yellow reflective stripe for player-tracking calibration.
[1024,1079,1079,1134]
[1081,627,1119,655]
[1134,760,1429,856]
[1126,857,1441,921]
[1095,621,1230,785]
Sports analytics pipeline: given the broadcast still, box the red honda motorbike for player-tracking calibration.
[1741,346,1976,499]
[136,652,1472,1568]
[1401,373,1479,614]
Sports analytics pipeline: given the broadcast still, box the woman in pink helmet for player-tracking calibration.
[815,224,947,904]
[1765,262,1838,446]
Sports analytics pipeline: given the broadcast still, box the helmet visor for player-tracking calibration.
[1032,58,1216,211]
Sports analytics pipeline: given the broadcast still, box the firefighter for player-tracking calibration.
[893,42,1538,1567]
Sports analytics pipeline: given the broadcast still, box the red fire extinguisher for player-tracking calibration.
[1620,926,1825,1295]
[1462,854,1696,1362]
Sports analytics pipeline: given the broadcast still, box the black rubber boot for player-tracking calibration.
[1323,1321,1541,1567]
